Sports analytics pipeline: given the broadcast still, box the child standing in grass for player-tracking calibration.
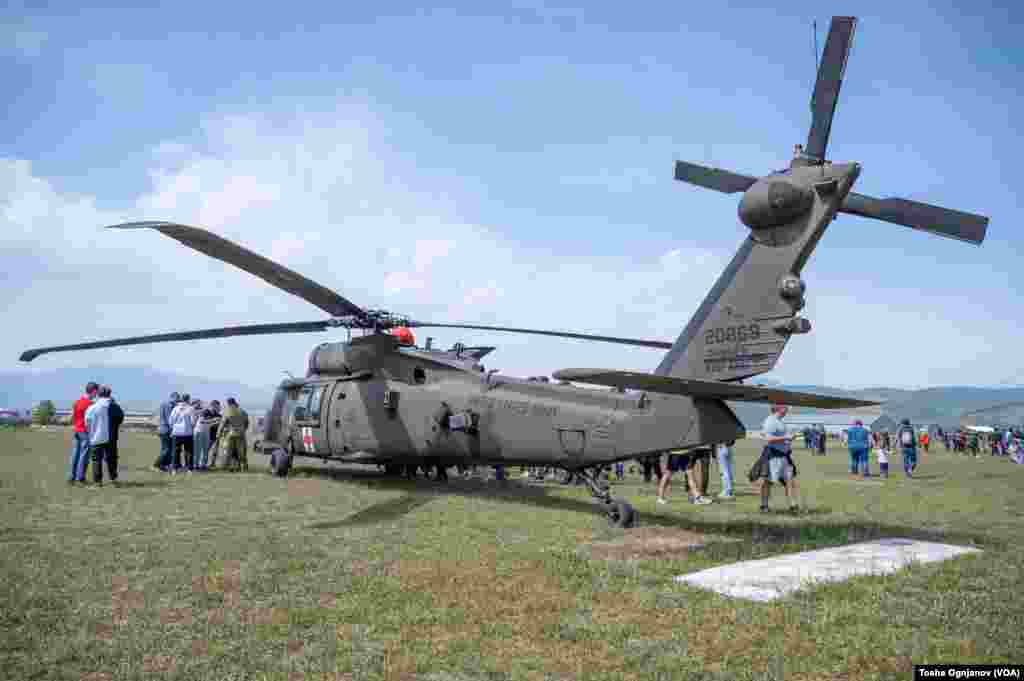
[876,442,889,478]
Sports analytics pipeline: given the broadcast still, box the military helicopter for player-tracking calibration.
[20,16,988,528]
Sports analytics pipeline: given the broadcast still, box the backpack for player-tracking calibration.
[900,428,913,446]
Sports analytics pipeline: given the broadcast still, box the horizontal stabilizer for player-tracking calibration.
[552,369,880,409]
[674,161,758,194]
[840,193,988,245]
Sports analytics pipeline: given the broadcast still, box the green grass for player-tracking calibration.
[2,429,1022,681]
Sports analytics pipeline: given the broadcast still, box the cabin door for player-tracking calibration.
[289,383,331,457]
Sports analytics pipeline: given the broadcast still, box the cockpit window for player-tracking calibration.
[294,384,326,422]
[308,385,324,420]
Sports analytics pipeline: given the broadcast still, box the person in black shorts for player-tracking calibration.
[656,451,690,505]
[687,448,714,505]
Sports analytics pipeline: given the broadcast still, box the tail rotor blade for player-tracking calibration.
[805,16,857,161]
[674,161,757,193]
[841,192,989,245]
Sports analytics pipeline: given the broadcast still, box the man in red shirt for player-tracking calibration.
[68,382,98,484]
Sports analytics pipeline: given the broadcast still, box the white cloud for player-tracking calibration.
[1,100,1009,390]
[1,104,724,389]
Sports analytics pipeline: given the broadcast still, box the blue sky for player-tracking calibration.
[3,1,1022,390]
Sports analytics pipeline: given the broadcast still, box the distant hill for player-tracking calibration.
[0,366,275,413]
[730,384,1024,430]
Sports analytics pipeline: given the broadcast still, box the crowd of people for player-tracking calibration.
[942,427,1024,462]
[153,391,251,474]
[65,383,252,487]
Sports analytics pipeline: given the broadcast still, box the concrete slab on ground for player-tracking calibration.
[675,538,981,602]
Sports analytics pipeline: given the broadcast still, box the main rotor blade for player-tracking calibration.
[841,193,989,245]
[107,222,366,318]
[408,322,673,349]
[805,16,857,161]
[19,320,330,362]
[674,161,758,194]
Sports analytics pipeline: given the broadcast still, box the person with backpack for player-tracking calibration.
[897,418,918,477]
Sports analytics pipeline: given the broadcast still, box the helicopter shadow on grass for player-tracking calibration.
[286,463,998,549]
[292,464,625,529]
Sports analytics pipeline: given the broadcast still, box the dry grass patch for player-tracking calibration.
[585,526,729,561]
[288,477,326,497]
[159,606,193,626]
[240,606,290,625]
[392,550,643,675]
[141,654,177,673]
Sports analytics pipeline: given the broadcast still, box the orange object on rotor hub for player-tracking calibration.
[391,326,416,346]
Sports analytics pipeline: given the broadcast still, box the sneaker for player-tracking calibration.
[656,497,668,506]
[789,505,800,514]
[760,505,770,513]
[693,496,713,505]
[717,492,734,499]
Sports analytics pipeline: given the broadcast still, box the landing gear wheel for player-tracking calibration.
[606,499,637,528]
[384,464,402,477]
[270,449,292,478]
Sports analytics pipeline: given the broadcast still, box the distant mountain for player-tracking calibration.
[729,384,1024,430]
[0,366,275,413]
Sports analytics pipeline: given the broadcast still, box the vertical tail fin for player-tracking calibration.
[655,161,861,381]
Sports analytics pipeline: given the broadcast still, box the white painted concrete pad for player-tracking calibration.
[675,538,981,602]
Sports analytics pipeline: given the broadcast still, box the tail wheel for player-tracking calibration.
[606,499,637,528]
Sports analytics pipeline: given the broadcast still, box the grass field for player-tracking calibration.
[2,429,1022,681]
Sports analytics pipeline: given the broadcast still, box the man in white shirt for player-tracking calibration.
[169,393,196,473]
[84,386,112,487]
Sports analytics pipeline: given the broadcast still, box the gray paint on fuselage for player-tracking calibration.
[286,359,743,467]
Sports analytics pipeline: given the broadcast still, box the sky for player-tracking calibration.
[3,0,1022,392]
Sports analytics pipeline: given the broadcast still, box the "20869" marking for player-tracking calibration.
[704,323,761,345]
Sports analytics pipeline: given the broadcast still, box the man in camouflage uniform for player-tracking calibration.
[221,398,250,472]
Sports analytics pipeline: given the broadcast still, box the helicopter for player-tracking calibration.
[20,16,988,528]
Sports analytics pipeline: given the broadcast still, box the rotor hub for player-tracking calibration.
[738,178,814,232]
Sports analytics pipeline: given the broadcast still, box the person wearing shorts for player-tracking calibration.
[686,449,714,505]
[758,404,800,513]
[656,451,690,505]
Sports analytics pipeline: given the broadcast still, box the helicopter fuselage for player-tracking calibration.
[258,333,744,468]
